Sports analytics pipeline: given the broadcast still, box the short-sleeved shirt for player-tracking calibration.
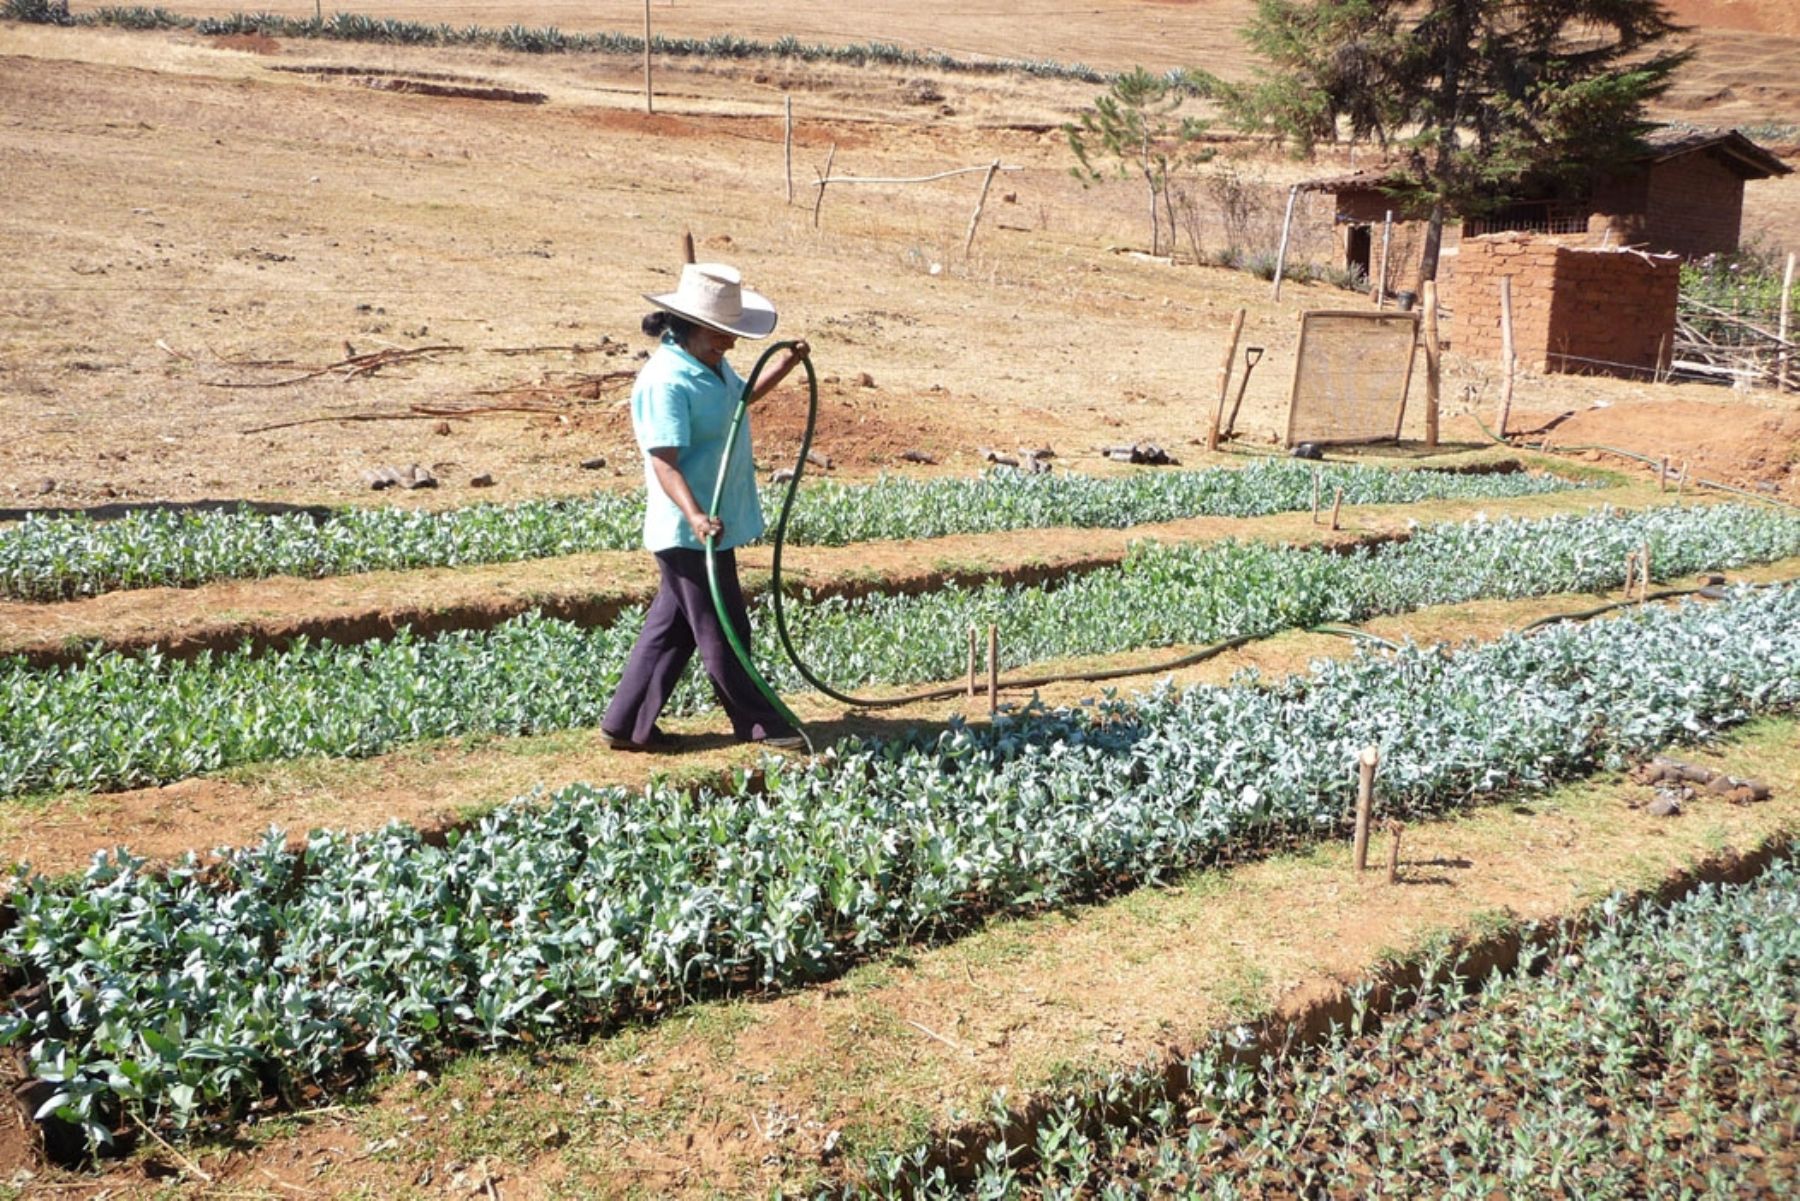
[630,336,766,553]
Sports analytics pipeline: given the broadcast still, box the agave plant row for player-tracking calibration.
[6,582,1798,1148]
[2,504,1794,801]
[860,861,1800,1199]
[0,461,1581,600]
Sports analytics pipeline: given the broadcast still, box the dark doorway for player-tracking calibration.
[1346,225,1372,281]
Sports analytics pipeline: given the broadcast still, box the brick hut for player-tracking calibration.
[1296,127,1791,376]
[1299,127,1791,288]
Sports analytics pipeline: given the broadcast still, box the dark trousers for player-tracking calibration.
[602,547,792,743]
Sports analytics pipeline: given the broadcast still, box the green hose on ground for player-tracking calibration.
[707,347,1800,754]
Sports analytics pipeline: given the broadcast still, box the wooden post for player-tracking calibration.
[1270,185,1299,301]
[1641,541,1652,601]
[1422,280,1441,447]
[1311,466,1321,525]
[966,627,977,697]
[963,159,1000,257]
[986,624,999,717]
[1496,276,1516,439]
[811,143,837,228]
[1658,456,1668,492]
[1353,747,1379,872]
[784,96,794,206]
[1329,486,1343,531]
[1208,308,1247,451]
[681,230,695,265]
[1779,251,1796,391]
[1386,820,1404,885]
[1624,549,1638,597]
[1677,461,1688,496]
[642,0,654,115]
[1374,210,1393,309]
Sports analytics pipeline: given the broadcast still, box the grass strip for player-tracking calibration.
[3,581,1797,1149]
[1,503,1794,800]
[0,461,1581,601]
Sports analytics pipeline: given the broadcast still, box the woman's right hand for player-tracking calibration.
[687,511,723,542]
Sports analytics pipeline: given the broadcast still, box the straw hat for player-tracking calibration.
[643,262,778,340]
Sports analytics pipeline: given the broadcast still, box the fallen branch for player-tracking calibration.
[204,345,462,389]
[242,410,471,435]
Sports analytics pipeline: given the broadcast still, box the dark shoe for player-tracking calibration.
[760,733,807,751]
[601,725,678,752]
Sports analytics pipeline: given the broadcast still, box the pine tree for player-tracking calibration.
[1220,0,1692,282]
[1066,68,1213,258]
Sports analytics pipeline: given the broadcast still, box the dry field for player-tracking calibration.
[2,3,1800,1198]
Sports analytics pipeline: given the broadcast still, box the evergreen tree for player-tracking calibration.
[1066,68,1212,257]
[1220,0,1692,282]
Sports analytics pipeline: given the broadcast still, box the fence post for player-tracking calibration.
[963,159,1001,257]
[1374,210,1392,309]
[784,96,794,206]
[642,0,653,115]
[1779,251,1796,391]
[986,625,999,717]
[1422,280,1440,447]
[1496,276,1516,438]
[1271,185,1299,301]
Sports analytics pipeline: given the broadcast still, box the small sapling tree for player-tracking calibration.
[1066,67,1213,258]
[1214,0,1692,284]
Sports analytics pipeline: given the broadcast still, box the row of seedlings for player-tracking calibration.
[3,503,1797,798]
[854,859,1800,1198]
[0,460,1584,600]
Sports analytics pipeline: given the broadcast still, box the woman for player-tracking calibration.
[600,262,809,752]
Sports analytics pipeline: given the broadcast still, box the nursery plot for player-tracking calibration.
[3,503,1796,799]
[863,860,1800,1199]
[3,582,1797,1151]
[0,461,1581,601]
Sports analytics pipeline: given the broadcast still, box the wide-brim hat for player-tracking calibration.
[643,262,778,340]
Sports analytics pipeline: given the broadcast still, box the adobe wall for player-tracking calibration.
[1641,153,1746,258]
[1446,234,1679,378]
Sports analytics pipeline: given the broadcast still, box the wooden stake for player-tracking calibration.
[1422,280,1441,447]
[1353,747,1379,872]
[642,0,654,115]
[811,143,837,228]
[1779,251,1796,391]
[681,230,695,265]
[967,627,977,697]
[1311,466,1321,525]
[1271,184,1299,301]
[986,624,999,717]
[1374,210,1392,308]
[784,96,794,206]
[1386,820,1404,885]
[1329,486,1343,531]
[1658,456,1668,492]
[1497,276,1516,439]
[964,159,1001,257]
[1641,541,1652,601]
[1208,308,1247,451]
[1677,461,1688,496]
[1624,549,1638,597]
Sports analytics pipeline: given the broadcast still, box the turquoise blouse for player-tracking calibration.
[630,337,766,553]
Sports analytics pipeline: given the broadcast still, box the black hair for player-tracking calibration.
[642,310,698,341]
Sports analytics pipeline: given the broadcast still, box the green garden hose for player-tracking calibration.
[706,347,1800,753]
[704,343,1272,744]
